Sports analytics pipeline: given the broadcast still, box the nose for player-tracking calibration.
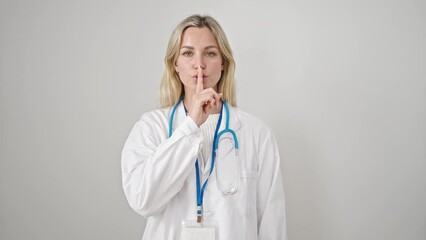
[194,54,206,69]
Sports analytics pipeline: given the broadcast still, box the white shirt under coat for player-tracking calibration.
[121,101,287,240]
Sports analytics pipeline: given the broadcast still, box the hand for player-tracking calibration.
[188,68,222,127]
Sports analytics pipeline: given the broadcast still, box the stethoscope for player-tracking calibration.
[168,96,239,222]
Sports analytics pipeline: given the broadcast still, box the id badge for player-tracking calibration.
[180,220,218,240]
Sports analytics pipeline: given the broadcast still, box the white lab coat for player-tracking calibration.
[121,102,287,240]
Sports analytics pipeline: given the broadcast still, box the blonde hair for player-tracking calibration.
[159,14,237,108]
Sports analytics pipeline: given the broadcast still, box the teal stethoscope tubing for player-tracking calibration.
[168,96,239,218]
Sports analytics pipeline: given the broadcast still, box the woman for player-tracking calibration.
[122,14,286,240]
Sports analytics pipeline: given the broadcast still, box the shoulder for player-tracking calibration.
[135,107,171,130]
[139,108,169,122]
[231,107,280,161]
[232,107,274,136]
[126,108,172,143]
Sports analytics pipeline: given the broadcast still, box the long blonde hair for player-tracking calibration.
[159,14,237,108]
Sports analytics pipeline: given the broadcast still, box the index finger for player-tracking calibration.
[196,67,203,93]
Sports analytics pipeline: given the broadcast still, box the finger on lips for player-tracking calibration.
[195,67,222,108]
[196,67,203,93]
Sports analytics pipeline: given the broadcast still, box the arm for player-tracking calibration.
[257,129,287,240]
[121,114,202,217]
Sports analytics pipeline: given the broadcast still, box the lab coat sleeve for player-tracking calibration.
[121,114,202,217]
[257,129,287,240]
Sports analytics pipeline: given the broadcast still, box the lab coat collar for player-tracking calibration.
[170,101,187,131]
[218,101,241,133]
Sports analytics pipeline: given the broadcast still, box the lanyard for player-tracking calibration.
[195,103,223,222]
[169,97,224,223]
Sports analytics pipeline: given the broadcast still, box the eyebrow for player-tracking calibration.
[180,45,219,50]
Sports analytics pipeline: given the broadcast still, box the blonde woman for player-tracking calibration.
[122,14,286,240]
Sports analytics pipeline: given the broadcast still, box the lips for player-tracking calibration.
[193,75,207,80]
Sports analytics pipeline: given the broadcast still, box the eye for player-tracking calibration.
[182,51,193,57]
[207,51,217,57]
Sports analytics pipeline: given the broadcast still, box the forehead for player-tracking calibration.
[181,27,218,47]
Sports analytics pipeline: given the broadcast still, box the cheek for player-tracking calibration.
[211,61,223,73]
[176,58,192,72]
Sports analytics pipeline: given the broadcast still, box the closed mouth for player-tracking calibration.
[193,75,207,79]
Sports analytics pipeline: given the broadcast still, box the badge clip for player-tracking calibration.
[196,205,203,223]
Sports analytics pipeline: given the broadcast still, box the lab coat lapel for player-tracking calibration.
[225,104,241,133]
[169,101,187,133]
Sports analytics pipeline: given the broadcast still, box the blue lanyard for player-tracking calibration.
[169,97,224,222]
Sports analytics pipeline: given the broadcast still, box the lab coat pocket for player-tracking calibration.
[236,170,257,217]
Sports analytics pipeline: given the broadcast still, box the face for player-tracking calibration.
[175,27,224,93]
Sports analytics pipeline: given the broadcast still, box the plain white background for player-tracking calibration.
[1,0,425,239]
